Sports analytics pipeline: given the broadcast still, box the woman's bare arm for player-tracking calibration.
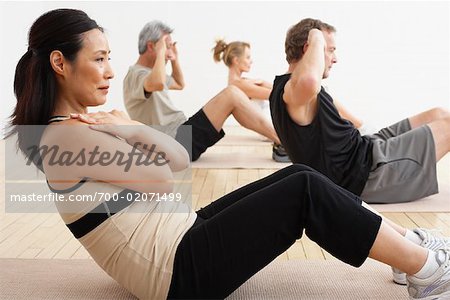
[230,78,272,99]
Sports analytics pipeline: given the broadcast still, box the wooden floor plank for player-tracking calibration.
[286,241,307,260]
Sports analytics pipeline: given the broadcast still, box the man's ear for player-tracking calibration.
[302,43,309,55]
[49,50,65,75]
[147,41,154,53]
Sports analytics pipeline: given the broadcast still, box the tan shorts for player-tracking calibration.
[361,119,438,204]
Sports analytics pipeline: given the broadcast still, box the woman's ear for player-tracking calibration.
[49,50,65,75]
[232,56,239,66]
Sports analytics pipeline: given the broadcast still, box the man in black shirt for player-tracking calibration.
[270,18,450,204]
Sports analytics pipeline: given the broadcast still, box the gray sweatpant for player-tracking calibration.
[361,119,438,204]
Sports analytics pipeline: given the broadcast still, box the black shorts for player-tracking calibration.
[175,109,225,161]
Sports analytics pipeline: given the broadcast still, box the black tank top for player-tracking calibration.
[270,74,373,195]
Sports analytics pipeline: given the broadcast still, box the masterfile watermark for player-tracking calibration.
[26,142,169,172]
[4,125,193,213]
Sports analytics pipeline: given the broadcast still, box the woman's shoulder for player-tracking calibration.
[45,117,92,129]
[229,77,251,88]
[42,119,89,143]
[230,76,249,83]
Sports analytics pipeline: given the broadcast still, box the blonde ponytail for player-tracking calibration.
[213,39,228,63]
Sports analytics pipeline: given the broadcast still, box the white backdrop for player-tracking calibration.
[1,1,449,134]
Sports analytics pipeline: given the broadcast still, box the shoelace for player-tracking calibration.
[422,228,444,235]
[421,229,450,247]
[440,248,450,270]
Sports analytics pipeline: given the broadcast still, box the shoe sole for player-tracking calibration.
[272,153,291,163]
[409,290,450,299]
[393,271,407,285]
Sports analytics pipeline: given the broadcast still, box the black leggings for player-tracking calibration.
[167,164,382,299]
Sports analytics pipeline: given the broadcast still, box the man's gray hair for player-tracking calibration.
[138,20,173,54]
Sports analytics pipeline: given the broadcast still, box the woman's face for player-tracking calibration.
[235,46,252,73]
[64,29,114,107]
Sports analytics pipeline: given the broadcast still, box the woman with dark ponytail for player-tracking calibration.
[8,8,450,300]
[8,9,104,164]
[12,9,102,125]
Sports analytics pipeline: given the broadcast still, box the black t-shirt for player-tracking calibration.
[269,74,373,195]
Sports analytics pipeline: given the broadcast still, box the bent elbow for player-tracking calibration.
[298,75,321,95]
[153,82,165,91]
[169,148,190,172]
[158,170,175,194]
[160,182,174,195]
[144,81,165,92]
[178,148,191,170]
[289,75,321,105]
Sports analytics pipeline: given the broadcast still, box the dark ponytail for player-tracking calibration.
[5,9,102,159]
[13,47,55,127]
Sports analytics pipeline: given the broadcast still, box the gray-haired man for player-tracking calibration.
[123,20,289,162]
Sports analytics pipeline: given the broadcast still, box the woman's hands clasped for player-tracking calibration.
[71,110,142,142]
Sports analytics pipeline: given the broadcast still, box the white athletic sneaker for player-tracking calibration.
[393,228,450,285]
[407,248,450,300]
[393,267,408,286]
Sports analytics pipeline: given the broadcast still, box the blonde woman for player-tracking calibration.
[213,39,289,162]
[213,40,272,100]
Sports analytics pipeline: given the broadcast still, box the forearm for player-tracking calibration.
[144,55,166,91]
[170,59,185,89]
[334,100,363,128]
[291,31,325,94]
[248,85,271,100]
[339,108,363,128]
[127,125,189,171]
[232,79,271,99]
[260,80,273,89]
[71,111,189,171]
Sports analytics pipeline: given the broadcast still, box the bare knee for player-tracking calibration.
[428,115,450,134]
[220,86,248,105]
[429,107,449,120]
[432,108,450,127]
[223,85,245,96]
[410,107,450,129]
[444,116,450,127]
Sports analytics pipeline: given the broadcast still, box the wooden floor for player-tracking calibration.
[1,128,450,261]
